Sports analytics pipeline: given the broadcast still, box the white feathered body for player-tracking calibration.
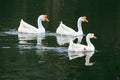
[56,22,78,36]
[18,19,45,33]
[68,33,96,52]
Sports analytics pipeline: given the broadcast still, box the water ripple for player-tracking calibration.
[17,44,68,53]
[1,29,56,37]
[3,28,18,35]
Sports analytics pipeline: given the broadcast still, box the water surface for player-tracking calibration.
[0,0,120,80]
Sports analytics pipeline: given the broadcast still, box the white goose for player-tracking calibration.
[18,15,49,33]
[56,16,88,36]
[68,33,97,52]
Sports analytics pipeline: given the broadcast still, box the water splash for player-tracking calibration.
[45,31,56,37]
[2,28,18,36]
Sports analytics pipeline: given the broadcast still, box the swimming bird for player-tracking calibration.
[56,16,88,36]
[18,15,49,34]
[68,33,97,52]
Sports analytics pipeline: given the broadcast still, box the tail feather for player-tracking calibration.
[59,21,63,24]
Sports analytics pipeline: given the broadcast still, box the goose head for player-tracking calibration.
[87,33,97,39]
[79,16,88,23]
[38,15,49,22]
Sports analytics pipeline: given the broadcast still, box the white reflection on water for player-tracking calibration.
[17,32,68,53]
[1,29,97,66]
[68,51,95,66]
[18,33,45,45]
[18,45,68,53]
[46,31,56,37]
[56,35,83,45]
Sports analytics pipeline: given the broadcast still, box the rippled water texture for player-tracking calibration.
[1,0,120,80]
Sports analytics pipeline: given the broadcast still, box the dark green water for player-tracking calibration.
[1,0,120,80]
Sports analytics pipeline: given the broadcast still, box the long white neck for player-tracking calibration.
[86,37,94,49]
[38,18,45,33]
[77,19,83,35]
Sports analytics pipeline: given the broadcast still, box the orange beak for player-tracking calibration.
[44,15,49,22]
[84,16,88,22]
[93,35,97,39]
